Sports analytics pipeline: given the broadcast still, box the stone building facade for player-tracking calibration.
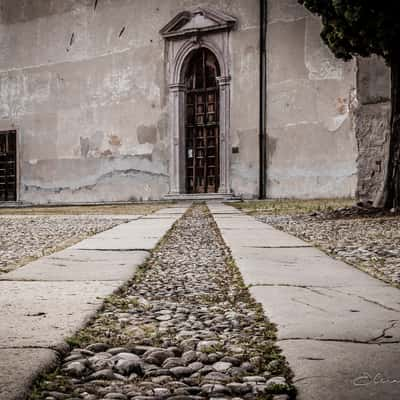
[0,0,389,203]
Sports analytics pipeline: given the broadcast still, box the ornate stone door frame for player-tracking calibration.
[160,8,236,195]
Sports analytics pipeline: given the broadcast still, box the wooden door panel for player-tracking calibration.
[185,48,220,194]
[0,131,17,202]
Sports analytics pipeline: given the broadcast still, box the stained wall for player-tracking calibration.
[0,0,259,202]
[266,0,358,199]
[355,56,391,205]
[0,0,363,202]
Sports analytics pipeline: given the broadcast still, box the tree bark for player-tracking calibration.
[384,53,400,209]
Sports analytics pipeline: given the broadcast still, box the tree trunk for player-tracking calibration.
[384,54,400,209]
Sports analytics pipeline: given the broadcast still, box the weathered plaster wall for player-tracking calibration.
[229,2,260,199]
[266,0,358,199]
[355,56,391,205]
[0,0,259,203]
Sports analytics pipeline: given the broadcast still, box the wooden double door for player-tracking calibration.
[185,48,220,194]
[0,131,17,202]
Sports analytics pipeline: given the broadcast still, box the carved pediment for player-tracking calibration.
[160,7,236,39]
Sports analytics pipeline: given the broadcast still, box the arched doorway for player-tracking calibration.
[184,48,220,194]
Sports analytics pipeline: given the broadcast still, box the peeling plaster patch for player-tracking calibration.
[137,125,157,145]
[22,167,169,203]
[157,114,168,140]
[336,97,348,114]
[268,0,308,24]
[130,143,154,157]
[267,136,277,159]
[326,97,350,132]
[80,137,90,158]
[327,114,348,132]
[306,59,343,81]
[103,67,135,100]
[285,121,319,128]
[349,87,359,111]
[22,71,52,106]
[101,149,113,157]
[305,16,344,81]
[29,159,38,165]
[108,134,122,147]
[23,168,168,193]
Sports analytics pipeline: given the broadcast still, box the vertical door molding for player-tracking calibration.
[216,75,231,194]
[168,83,186,194]
[161,7,236,195]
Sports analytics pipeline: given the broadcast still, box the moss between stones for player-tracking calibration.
[28,204,297,399]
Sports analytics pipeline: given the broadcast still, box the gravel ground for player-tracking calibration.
[0,215,131,274]
[257,211,400,287]
[0,204,168,216]
[29,205,295,400]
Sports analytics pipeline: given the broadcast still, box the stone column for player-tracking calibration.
[168,83,186,195]
[217,76,231,194]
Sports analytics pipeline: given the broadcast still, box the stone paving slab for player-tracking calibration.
[0,206,188,400]
[234,246,386,287]
[209,202,400,399]
[208,209,242,215]
[153,207,189,215]
[0,280,123,349]
[71,217,178,250]
[141,215,180,219]
[210,206,310,248]
[0,349,59,400]
[0,249,149,281]
[218,227,310,248]
[212,215,277,229]
[250,285,400,342]
[278,340,400,400]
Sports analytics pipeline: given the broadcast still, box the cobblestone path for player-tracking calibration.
[31,205,295,400]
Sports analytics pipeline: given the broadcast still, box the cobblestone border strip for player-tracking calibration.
[27,204,296,400]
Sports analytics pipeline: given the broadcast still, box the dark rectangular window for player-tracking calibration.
[0,130,17,201]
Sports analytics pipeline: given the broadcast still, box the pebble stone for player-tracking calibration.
[30,205,294,399]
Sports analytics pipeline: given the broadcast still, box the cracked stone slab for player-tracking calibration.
[250,285,400,342]
[279,340,400,400]
[0,281,122,348]
[90,215,142,221]
[211,207,309,247]
[153,207,189,215]
[0,249,149,281]
[0,348,59,400]
[219,224,309,248]
[71,217,178,250]
[141,215,182,220]
[212,215,278,228]
[211,203,400,399]
[233,246,386,287]
[206,206,242,215]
